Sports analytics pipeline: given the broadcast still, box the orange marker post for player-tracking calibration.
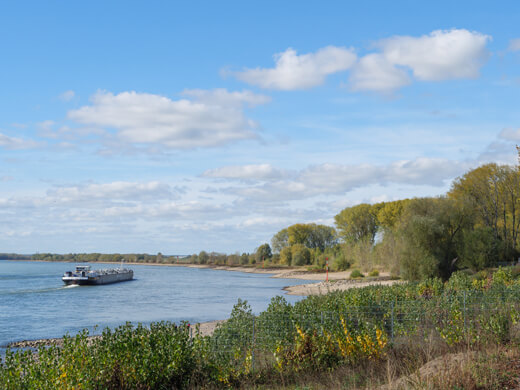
[326,257,329,282]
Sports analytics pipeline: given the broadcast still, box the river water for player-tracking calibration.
[0,260,313,347]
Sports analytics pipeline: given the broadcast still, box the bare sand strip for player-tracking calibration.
[283,278,404,296]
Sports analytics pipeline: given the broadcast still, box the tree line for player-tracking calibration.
[243,159,520,280]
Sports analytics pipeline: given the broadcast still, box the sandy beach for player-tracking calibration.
[283,277,404,295]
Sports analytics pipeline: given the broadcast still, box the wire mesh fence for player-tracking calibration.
[201,288,520,371]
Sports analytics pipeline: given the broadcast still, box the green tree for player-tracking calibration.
[279,246,292,265]
[291,243,311,266]
[283,223,337,251]
[271,228,289,253]
[198,251,209,265]
[255,243,272,263]
[306,224,337,251]
[460,227,501,271]
[398,197,471,280]
[449,163,520,260]
[334,203,378,243]
[240,253,249,265]
[375,199,410,230]
[288,224,313,246]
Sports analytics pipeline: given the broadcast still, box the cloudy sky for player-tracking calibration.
[1,1,520,254]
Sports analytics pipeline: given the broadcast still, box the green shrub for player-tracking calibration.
[368,269,379,277]
[350,269,364,278]
[493,267,513,286]
[306,265,325,273]
[332,253,350,271]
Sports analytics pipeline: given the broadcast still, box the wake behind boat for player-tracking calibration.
[62,265,133,285]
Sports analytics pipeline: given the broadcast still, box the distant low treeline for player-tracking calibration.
[0,253,185,264]
[0,253,32,260]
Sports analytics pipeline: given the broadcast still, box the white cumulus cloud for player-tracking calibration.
[351,29,491,92]
[67,89,270,149]
[233,46,357,90]
[349,54,411,92]
[381,29,490,81]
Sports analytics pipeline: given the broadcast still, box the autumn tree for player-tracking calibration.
[449,163,520,261]
[398,197,471,280]
[375,199,410,230]
[272,223,337,253]
[334,203,378,243]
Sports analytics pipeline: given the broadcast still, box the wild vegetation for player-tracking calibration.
[2,266,520,389]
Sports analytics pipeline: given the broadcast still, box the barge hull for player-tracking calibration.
[62,269,133,285]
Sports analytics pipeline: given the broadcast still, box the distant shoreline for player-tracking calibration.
[3,258,402,294]
[0,259,398,295]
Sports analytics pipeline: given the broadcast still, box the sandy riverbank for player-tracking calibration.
[166,264,404,296]
[283,277,404,296]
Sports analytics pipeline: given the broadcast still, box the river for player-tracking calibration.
[0,260,313,347]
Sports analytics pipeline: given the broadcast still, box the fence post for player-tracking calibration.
[251,317,255,373]
[320,311,324,335]
[463,291,466,333]
[390,301,395,343]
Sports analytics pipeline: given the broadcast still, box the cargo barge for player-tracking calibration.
[62,265,133,285]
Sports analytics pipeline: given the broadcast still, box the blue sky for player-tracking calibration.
[1,1,519,254]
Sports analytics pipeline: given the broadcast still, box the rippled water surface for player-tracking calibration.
[0,260,313,346]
